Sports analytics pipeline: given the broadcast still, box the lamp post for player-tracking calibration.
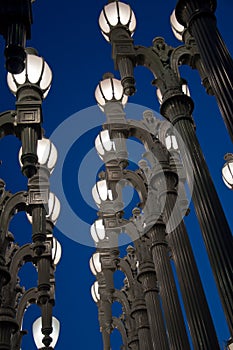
[90,71,222,349]
[0,48,61,349]
[97,0,233,341]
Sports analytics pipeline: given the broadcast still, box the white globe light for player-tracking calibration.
[89,252,102,275]
[52,238,62,265]
[170,9,185,41]
[95,74,128,110]
[95,130,116,159]
[90,219,106,243]
[222,154,233,189]
[19,137,58,174]
[92,180,113,206]
[32,316,60,349]
[91,281,100,303]
[7,48,52,99]
[99,2,136,42]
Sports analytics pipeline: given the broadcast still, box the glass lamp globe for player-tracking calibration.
[19,137,58,173]
[226,338,233,350]
[89,252,102,275]
[47,192,61,224]
[222,154,233,189]
[90,219,106,243]
[92,180,113,206]
[95,73,128,110]
[7,48,52,99]
[99,1,136,42]
[91,281,100,303]
[182,82,190,97]
[52,238,62,265]
[95,130,116,160]
[156,88,163,104]
[165,134,179,150]
[170,9,185,41]
[32,316,60,349]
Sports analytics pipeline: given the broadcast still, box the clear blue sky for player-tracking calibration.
[0,1,232,349]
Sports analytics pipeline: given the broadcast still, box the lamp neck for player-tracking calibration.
[16,84,43,102]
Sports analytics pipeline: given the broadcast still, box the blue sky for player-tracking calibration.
[0,0,232,349]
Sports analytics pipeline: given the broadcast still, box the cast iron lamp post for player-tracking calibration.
[90,73,221,349]
[97,0,233,340]
[0,48,61,349]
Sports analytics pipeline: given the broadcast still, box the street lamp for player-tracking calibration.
[99,3,137,96]
[95,1,233,345]
[90,39,230,349]
[0,47,61,350]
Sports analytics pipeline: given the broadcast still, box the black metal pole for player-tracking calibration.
[161,94,233,336]
[156,172,220,349]
[135,238,170,350]
[131,299,153,350]
[175,0,233,142]
[149,219,191,349]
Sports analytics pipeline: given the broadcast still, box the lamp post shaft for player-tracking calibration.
[176,0,233,142]
[131,304,152,350]
[161,96,233,336]
[149,223,191,349]
[136,240,169,350]
[161,188,220,349]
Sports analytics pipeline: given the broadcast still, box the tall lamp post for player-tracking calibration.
[0,48,61,349]
[90,73,221,349]
[96,0,233,340]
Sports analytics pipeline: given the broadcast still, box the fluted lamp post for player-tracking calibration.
[0,139,61,350]
[98,0,233,339]
[90,67,227,350]
[0,47,61,349]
